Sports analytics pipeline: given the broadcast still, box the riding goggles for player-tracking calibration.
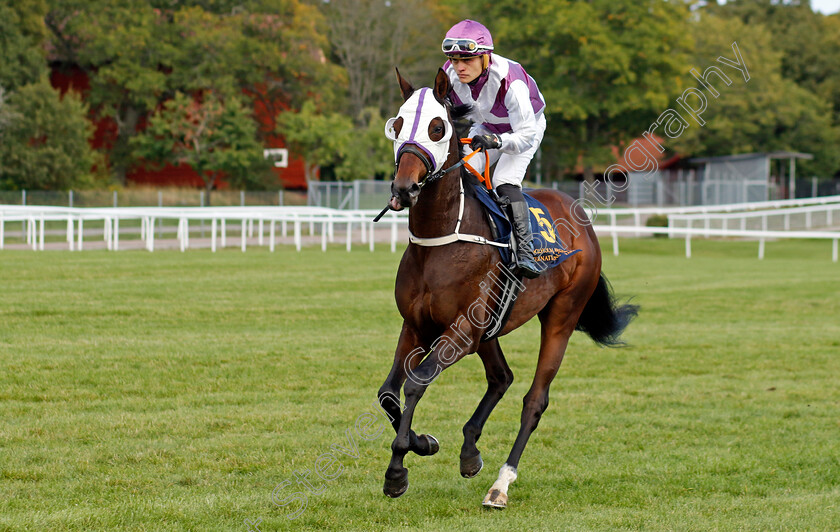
[441,38,493,55]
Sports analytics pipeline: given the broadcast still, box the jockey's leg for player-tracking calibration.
[491,128,544,279]
[497,183,541,279]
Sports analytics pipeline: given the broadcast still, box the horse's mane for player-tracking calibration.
[450,102,473,143]
[446,100,480,188]
[451,102,472,122]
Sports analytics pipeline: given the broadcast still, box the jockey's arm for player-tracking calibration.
[497,80,539,155]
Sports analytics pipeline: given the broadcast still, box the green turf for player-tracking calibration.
[1,238,838,531]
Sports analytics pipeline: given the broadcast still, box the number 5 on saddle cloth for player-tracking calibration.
[471,184,580,270]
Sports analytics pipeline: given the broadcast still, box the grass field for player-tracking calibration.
[1,238,838,531]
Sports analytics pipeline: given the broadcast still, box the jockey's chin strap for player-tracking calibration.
[406,138,509,249]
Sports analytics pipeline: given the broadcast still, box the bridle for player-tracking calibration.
[376,139,491,223]
[394,141,471,190]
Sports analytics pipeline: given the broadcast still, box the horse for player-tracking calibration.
[377,67,638,509]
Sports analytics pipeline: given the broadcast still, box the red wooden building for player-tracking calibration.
[49,65,309,190]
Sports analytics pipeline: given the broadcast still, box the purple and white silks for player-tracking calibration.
[444,54,545,156]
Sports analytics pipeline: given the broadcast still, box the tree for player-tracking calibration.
[0,80,98,190]
[0,0,48,90]
[671,13,840,177]
[321,0,451,123]
[473,0,694,184]
[334,107,396,180]
[276,102,393,182]
[45,0,341,183]
[131,91,272,204]
[0,86,16,136]
[706,1,840,138]
[275,100,354,183]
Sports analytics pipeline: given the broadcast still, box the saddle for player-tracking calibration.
[471,184,580,341]
[471,184,580,269]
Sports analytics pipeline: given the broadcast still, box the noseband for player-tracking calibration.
[394,138,488,191]
[374,138,493,224]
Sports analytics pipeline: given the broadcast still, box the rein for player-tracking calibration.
[374,138,509,250]
[372,138,496,224]
[413,138,490,190]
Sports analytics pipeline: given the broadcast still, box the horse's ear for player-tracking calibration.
[395,68,414,101]
[433,68,451,104]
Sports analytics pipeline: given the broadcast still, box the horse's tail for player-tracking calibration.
[575,274,639,347]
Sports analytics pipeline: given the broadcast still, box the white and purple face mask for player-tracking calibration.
[384,87,452,174]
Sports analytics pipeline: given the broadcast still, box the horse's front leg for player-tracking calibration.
[377,324,439,458]
[460,338,513,478]
[384,336,467,497]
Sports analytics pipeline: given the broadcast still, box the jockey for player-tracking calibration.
[441,19,545,279]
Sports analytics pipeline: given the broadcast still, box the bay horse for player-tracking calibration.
[377,68,638,509]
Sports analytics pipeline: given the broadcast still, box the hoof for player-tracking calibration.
[460,452,483,478]
[383,471,409,498]
[482,488,507,509]
[416,434,439,456]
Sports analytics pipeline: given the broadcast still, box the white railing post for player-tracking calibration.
[67,216,73,251]
[346,220,353,252]
[269,220,276,252]
[39,216,45,251]
[178,219,186,252]
[328,212,334,242]
[78,218,84,251]
[610,212,619,255]
[391,216,398,253]
[211,218,217,252]
[369,221,375,252]
[114,218,120,251]
[104,217,112,251]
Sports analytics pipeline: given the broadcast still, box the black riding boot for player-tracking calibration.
[508,198,541,279]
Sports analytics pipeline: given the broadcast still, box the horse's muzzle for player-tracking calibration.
[391,181,420,209]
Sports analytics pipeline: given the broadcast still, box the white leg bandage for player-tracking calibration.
[489,463,518,494]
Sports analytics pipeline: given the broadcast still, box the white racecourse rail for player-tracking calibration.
[1,195,838,261]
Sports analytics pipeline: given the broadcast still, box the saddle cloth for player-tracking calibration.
[471,184,580,269]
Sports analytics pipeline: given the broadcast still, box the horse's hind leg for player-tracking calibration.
[377,324,438,458]
[483,305,578,509]
[460,339,513,478]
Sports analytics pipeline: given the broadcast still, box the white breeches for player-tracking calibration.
[469,114,546,189]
